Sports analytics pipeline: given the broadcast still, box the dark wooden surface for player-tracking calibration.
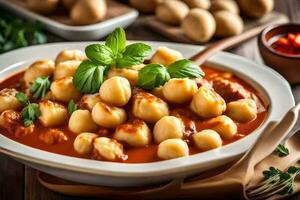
[1,0,300,199]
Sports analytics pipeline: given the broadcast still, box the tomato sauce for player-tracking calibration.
[0,66,268,163]
[270,33,300,56]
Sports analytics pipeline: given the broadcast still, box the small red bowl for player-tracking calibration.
[258,23,300,84]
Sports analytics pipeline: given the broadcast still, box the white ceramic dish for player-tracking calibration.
[0,0,138,40]
[0,42,295,187]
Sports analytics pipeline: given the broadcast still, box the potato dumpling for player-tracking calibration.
[107,65,144,86]
[0,89,21,113]
[24,60,55,87]
[162,78,198,104]
[208,115,237,139]
[193,129,222,151]
[226,99,257,122]
[236,0,274,18]
[63,0,77,10]
[190,86,226,118]
[129,0,163,13]
[55,49,86,65]
[210,0,239,14]
[92,102,126,128]
[154,116,184,143]
[50,77,82,103]
[39,100,68,127]
[54,60,81,80]
[151,86,165,99]
[114,119,151,147]
[183,0,211,9]
[71,0,107,25]
[77,94,102,111]
[93,137,125,161]
[181,8,216,42]
[27,0,59,14]
[157,139,189,160]
[150,47,183,66]
[214,11,244,37]
[99,76,131,107]
[69,110,98,134]
[133,92,169,123]
[73,132,98,154]
[155,0,189,25]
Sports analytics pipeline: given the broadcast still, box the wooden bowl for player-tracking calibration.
[258,23,300,84]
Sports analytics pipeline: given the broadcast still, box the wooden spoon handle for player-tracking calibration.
[190,25,267,65]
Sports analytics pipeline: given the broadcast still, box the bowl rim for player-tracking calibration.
[0,41,295,178]
[259,23,300,59]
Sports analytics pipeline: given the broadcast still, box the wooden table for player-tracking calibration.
[0,0,299,199]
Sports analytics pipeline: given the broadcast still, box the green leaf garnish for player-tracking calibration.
[275,144,289,157]
[68,100,77,115]
[73,60,105,94]
[15,92,29,106]
[137,64,170,90]
[167,59,205,79]
[105,27,126,55]
[30,76,50,99]
[116,43,152,68]
[85,44,114,66]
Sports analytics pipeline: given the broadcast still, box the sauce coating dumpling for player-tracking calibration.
[207,115,237,139]
[106,65,144,85]
[73,132,98,154]
[190,86,226,118]
[226,99,257,122]
[150,46,183,66]
[39,100,68,127]
[69,110,98,134]
[114,119,151,147]
[77,94,102,111]
[132,92,169,123]
[0,89,21,113]
[99,76,131,107]
[157,139,189,160]
[163,78,198,104]
[54,60,81,80]
[50,77,82,103]
[154,116,184,143]
[193,129,222,151]
[91,102,126,128]
[93,137,125,161]
[24,60,55,87]
[55,49,86,65]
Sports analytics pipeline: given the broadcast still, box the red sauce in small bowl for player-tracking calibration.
[270,32,300,56]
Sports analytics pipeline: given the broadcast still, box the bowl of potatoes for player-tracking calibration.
[0,38,294,187]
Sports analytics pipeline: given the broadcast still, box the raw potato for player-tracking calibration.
[157,139,189,160]
[226,99,257,122]
[181,8,216,42]
[182,0,211,9]
[71,0,107,25]
[150,47,183,66]
[129,0,163,13]
[0,89,21,113]
[236,0,274,18]
[27,0,59,14]
[214,11,244,37]
[155,0,189,25]
[210,0,239,14]
[73,132,98,155]
[68,110,98,134]
[93,137,125,161]
[154,116,184,143]
[63,0,77,10]
[193,129,222,151]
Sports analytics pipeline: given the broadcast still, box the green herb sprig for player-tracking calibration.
[68,100,77,115]
[30,76,50,99]
[15,92,40,127]
[275,144,289,157]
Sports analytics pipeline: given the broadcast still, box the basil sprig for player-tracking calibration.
[137,64,170,89]
[137,59,204,90]
[30,76,50,99]
[15,92,40,127]
[68,100,77,115]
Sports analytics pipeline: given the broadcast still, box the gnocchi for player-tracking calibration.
[0,89,22,113]
[154,116,184,143]
[106,65,145,85]
[150,47,183,66]
[74,132,98,154]
[39,100,68,127]
[53,60,81,80]
[68,110,98,134]
[226,99,257,122]
[55,49,86,65]
[207,115,237,139]
[157,139,189,160]
[77,94,102,111]
[93,137,125,161]
[193,129,222,151]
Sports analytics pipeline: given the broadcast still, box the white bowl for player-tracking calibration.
[0,42,295,187]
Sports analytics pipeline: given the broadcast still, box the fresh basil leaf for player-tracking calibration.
[275,144,289,157]
[21,103,40,127]
[105,27,126,55]
[116,43,152,68]
[73,60,106,94]
[68,100,77,115]
[15,92,29,106]
[85,44,114,66]
[30,76,50,99]
[137,64,170,89]
[167,59,205,79]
